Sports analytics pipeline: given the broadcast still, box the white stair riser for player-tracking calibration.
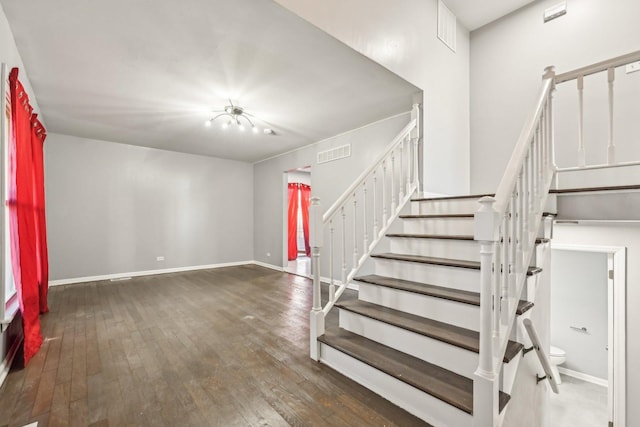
[320,344,473,427]
[374,258,480,293]
[501,354,522,396]
[390,237,480,262]
[402,218,474,235]
[411,199,481,215]
[358,282,480,331]
[339,309,478,378]
[375,257,540,293]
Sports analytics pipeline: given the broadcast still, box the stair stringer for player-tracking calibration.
[500,241,553,427]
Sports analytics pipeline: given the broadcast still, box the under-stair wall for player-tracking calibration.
[502,240,552,427]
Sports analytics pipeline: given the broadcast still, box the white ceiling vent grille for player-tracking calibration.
[317,144,351,164]
[437,0,457,52]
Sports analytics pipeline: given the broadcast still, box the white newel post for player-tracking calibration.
[411,103,421,195]
[474,196,500,427]
[309,197,324,361]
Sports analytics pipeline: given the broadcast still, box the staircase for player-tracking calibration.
[316,194,551,426]
[308,51,640,427]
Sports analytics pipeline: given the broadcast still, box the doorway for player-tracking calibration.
[284,167,311,277]
[549,243,626,427]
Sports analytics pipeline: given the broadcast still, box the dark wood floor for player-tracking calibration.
[0,265,428,426]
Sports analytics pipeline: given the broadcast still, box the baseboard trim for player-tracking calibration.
[49,260,255,286]
[252,261,285,272]
[48,261,360,293]
[558,367,608,387]
[0,334,23,389]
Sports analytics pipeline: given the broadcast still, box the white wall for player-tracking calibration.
[551,249,608,379]
[287,170,311,185]
[0,5,39,114]
[273,0,471,196]
[45,134,254,281]
[470,0,640,192]
[553,222,640,426]
[253,113,410,268]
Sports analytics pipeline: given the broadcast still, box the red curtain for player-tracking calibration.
[299,184,311,257]
[8,68,47,365]
[31,115,49,314]
[287,183,299,261]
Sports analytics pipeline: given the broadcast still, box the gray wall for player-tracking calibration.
[551,249,608,379]
[470,0,640,193]
[45,134,254,281]
[274,0,471,195]
[253,113,410,268]
[553,223,640,425]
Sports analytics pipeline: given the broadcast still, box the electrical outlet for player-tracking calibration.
[626,61,640,74]
[156,256,165,261]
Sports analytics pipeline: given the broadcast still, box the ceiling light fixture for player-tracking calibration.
[205,99,259,133]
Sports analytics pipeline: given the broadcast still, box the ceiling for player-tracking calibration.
[445,0,538,31]
[0,0,419,163]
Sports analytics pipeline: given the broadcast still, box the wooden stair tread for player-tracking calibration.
[387,233,475,240]
[372,252,543,276]
[335,300,524,362]
[319,329,511,415]
[386,233,551,245]
[550,184,640,194]
[399,214,474,219]
[411,193,494,202]
[354,274,534,315]
[399,213,556,219]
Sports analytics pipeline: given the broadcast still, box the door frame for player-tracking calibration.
[282,167,312,277]
[551,242,626,427]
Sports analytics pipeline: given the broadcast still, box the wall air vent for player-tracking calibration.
[437,0,457,52]
[317,144,351,164]
[543,1,567,23]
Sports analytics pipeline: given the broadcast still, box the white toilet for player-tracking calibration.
[549,346,566,385]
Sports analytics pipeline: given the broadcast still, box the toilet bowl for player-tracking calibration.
[549,346,566,385]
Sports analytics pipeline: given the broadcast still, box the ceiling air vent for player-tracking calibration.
[437,0,457,52]
[317,144,351,164]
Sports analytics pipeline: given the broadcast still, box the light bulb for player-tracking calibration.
[238,124,245,132]
[204,120,212,127]
[221,121,228,129]
[252,126,258,134]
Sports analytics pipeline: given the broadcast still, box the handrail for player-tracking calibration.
[493,77,554,213]
[554,50,640,84]
[309,104,420,361]
[523,318,560,393]
[323,118,417,223]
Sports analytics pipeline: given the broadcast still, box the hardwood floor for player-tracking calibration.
[0,265,429,426]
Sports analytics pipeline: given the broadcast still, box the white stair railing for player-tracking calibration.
[555,50,640,170]
[310,103,420,360]
[473,67,557,426]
